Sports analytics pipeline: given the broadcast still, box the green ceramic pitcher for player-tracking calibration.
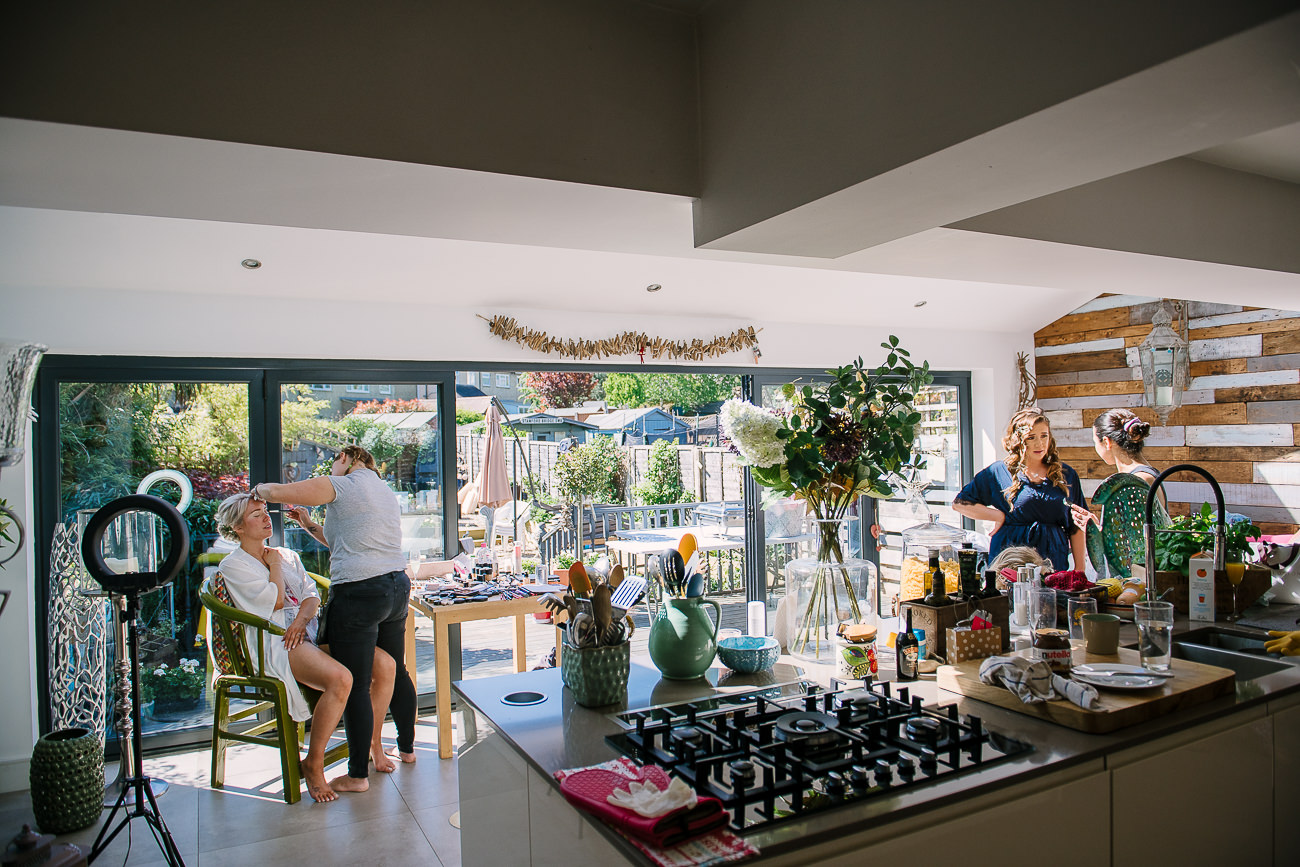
[648,596,722,680]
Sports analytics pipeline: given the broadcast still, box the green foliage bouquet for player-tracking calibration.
[721,338,931,652]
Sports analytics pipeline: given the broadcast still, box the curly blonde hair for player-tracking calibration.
[216,492,262,541]
[1001,407,1069,502]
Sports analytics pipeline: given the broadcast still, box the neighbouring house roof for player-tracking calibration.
[505,412,598,430]
[456,384,487,397]
[457,395,494,415]
[586,407,690,432]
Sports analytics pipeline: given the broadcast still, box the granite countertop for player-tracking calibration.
[454,611,1300,861]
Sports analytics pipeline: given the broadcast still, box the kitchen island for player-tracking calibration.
[455,618,1300,866]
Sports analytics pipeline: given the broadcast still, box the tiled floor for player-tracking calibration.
[2,715,466,866]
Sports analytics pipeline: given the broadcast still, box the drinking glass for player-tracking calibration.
[1134,600,1174,672]
[1029,588,1057,632]
[1067,597,1098,641]
[1224,553,1247,622]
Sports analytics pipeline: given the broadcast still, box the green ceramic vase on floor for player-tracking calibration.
[30,727,103,834]
[648,596,722,680]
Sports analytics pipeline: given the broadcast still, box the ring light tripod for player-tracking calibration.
[81,495,189,867]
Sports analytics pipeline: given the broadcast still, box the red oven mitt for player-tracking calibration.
[560,766,730,848]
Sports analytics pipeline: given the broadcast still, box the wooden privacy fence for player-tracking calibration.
[456,435,745,503]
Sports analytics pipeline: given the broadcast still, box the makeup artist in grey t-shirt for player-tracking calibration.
[255,445,417,791]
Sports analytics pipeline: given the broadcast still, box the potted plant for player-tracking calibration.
[142,657,206,718]
[552,553,578,586]
[1152,503,1267,616]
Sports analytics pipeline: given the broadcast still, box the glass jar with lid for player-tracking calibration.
[899,514,967,602]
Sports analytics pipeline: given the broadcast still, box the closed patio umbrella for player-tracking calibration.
[475,404,514,546]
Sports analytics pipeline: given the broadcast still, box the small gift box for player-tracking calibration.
[946,626,1003,663]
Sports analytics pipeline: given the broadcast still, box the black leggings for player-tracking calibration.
[324,570,417,778]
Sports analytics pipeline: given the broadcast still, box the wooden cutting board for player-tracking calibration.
[936,646,1235,733]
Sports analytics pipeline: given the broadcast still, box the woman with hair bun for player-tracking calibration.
[1092,409,1159,485]
[254,444,417,793]
[952,407,1089,572]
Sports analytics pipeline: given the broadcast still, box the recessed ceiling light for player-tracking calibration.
[241,259,262,270]
[913,300,927,307]
[646,283,662,293]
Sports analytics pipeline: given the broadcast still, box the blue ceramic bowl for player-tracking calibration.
[716,635,780,674]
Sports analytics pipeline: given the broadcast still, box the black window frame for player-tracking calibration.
[33,354,972,750]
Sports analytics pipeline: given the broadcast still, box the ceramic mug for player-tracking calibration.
[1082,613,1122,655]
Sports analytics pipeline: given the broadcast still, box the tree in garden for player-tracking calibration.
[554,435,625,505]
[634,439,687,506]
[519,371,597,409]
[599,373,739,412]
[602,372,646,409]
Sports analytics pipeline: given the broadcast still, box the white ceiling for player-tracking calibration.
[1,118,1297,336]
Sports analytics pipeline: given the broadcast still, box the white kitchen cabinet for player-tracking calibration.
[1270,697,1300,865]
[1111,713,1273,866]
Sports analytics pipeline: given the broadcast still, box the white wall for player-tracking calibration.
[0,424,39,793]
[0,284,1026,792]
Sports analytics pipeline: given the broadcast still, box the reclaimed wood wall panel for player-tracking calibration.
[1033,294,1300,538]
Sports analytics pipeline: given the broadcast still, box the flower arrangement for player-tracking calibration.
[721,338,931,657]
[141,657,206,708]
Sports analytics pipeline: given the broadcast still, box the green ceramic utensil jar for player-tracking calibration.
[648,596,722,680]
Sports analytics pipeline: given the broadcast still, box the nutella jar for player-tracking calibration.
[1032,628,1072,674]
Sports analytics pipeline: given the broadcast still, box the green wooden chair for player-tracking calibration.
[200,570,347,804]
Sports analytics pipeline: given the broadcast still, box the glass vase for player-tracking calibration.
[787,519,876,664]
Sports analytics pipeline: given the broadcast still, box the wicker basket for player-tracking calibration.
[30,727,103,834]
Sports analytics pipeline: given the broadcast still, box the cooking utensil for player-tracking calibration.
[569,562,592,599]
[592,584,613,645]
[685,573,705,598]
[683,551,700,579]
[610,576,647,616]
[608,563,625,589]
[569,612,597,648]
[663,549,686,598]
[591,555,612,583]
[678,532,698,564]
[539,593,568,617]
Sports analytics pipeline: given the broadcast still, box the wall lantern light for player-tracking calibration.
[1138,300,1189,426]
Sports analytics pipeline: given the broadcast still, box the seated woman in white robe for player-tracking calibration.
[216,493,399,802]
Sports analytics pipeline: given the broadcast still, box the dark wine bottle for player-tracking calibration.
[897,608,919,681]
[958,542,980,602]
[923,551,949,606]
[981,569,1001,598]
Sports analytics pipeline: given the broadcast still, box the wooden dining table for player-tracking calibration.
[405,592,560,758]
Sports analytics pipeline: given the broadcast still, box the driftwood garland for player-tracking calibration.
[1016,351,1038,410]
[477,314,763,363]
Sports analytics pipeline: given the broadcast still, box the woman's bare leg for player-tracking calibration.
[287,643,352,802]
[370,649,397,772]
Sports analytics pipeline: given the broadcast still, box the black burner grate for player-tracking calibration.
[606,680,1033,833]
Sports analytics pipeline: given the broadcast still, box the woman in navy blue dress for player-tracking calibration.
[953,407,1089,572]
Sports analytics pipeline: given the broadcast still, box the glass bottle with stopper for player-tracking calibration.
[923,551,951,607]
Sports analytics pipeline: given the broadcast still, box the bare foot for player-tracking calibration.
[329,773,370,793]
[301,758,337,803]
[385,746,417,764]
[372,745,396,773]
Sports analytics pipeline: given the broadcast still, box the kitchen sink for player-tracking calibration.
[1172,626,1273,653]
[1170,642,1292,682]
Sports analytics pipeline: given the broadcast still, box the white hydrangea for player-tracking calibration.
[720,399,786,468]
[156,663,168,670]
[153,668,165,676]
[180,658,199,669]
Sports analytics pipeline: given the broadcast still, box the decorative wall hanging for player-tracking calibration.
[47,521,108,742]
[477,314,762,363]
[1015,352,1037,410]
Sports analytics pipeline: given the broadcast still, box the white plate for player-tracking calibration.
[1072,663,1168,691]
